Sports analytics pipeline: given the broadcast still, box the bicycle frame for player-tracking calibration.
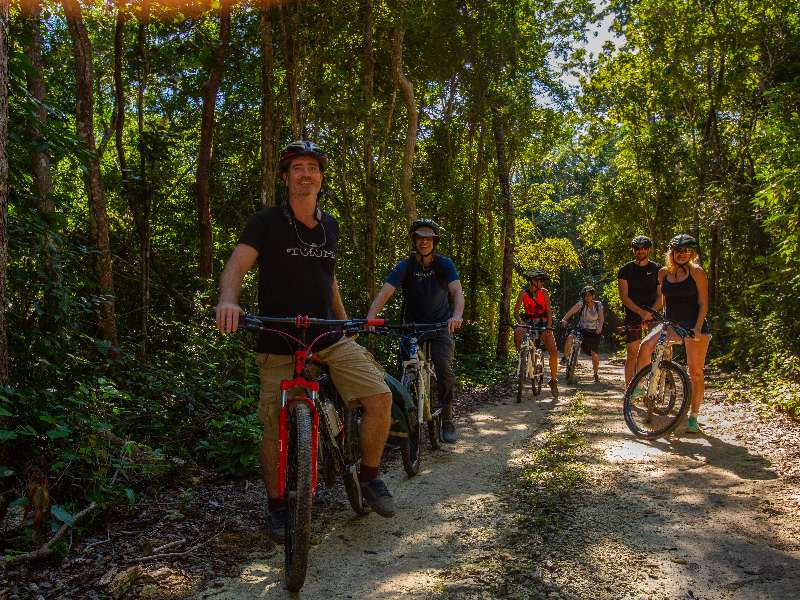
[642,313,691,402]
[401,333,439,424]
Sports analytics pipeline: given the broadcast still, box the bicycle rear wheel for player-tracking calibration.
[516,349,529,403]
[284,402,313,592]
[342,407,370,516]
[623,360,692,439]
[400,370,422,476]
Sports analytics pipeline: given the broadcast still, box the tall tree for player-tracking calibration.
[363,0,377,302]
[0,0,8,382]
[196,1,231,279]
[391,10,418,221]
[493,104,514,358]
[62,0,118,346]
[279,2,300,139]
[259,4,276,207]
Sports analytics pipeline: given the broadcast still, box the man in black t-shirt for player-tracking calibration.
[216,141,396,542]
[366,219,465,443]
[617,235,662,385]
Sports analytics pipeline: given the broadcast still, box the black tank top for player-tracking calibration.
[662,269,699,324]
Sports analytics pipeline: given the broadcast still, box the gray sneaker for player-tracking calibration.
[360,478,396,517]
[441,420,458,444]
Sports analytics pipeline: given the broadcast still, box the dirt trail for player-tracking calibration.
[199,359,800,600]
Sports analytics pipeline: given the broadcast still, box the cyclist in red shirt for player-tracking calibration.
[513,269,559,396]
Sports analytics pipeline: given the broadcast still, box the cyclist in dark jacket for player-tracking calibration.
[366,219,464,444]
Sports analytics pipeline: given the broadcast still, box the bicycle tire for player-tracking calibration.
[427,371,442,450]
[565,343,579,385]
[531,350,543,396]
[623,360,692,439]
[400,370,422,476]
[342,407,370,516]
[516,348,529,403]
[284,402,313,592]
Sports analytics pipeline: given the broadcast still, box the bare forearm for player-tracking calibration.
[367,284,395,319]
[219,261,245,305]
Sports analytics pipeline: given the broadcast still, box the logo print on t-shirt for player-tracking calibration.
[285,247,336,260]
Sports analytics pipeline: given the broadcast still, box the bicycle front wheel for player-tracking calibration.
[623,360,692,439]
[516,349,529,403]
[284,402,313,592]
[531,350,543,396]
[400,370,422,476]
[565,345,579,385]
[342,407,370,516]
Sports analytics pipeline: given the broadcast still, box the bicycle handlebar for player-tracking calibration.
[642,308,694,339]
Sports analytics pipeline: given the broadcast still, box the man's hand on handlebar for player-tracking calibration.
[216,302,244,334]
[448,316,463,334]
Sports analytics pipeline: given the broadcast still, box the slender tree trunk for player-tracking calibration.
[196,2,231,279]
[63,0,118,347]
[23,0,59,324]
[136,7,152,353]
[467,122,485,323]
[493,105,514,358]
[279,3,300,139]
[391,26,418,222]
[259,6,276,207]
[363,0,377,304]
[0,0,9,382]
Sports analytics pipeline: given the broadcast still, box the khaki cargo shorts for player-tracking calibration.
[255,336,390,440]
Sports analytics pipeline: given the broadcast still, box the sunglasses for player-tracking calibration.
[632,245,650,250]
[672,246,692,254]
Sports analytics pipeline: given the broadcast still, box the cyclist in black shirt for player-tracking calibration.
[617,236,661,385]
[216,141,396,541]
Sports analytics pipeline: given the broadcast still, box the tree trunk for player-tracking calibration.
[23,0,59,324]
[259,6,276,207]
[493,105,514,359]
[279,3,300,139]
[391,26,418,222]
[0,0,9,382]
[467,122,485,323]
[196,2,231,279]
[63,0,118,347]
[363,0,377,304]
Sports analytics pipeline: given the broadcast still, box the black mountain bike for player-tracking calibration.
[564,326,584,385]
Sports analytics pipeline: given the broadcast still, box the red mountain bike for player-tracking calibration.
[238,314,385,592]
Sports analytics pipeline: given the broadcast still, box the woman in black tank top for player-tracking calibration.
[635,234,711,433]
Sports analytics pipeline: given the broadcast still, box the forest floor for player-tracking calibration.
[3,356,800,600]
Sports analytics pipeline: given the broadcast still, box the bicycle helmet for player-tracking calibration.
[525,268,548,281]
[279,140,329,173]
[409,218,441,238]
[581,285,596,297]
[630,235,652,249]
[668,233,699,250]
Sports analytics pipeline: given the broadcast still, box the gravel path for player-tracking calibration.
[197,357,800,599]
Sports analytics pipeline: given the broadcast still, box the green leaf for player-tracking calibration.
[46,426,72,440]
[0,430,18,441]
[0,466,14,478]
[125,488,136,505]
[0,407,12,417]
[51,505,75,526]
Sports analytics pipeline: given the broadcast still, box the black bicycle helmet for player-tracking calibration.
[668,233,699,250]
[525,268,548,281]
[279,140,329,172]
[581,285,596,297]
[409,218,441,238]
[630,235,652,249]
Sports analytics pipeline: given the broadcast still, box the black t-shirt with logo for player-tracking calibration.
[385,254,459,323]
[238,206,341,354]
[617,260,661,322]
